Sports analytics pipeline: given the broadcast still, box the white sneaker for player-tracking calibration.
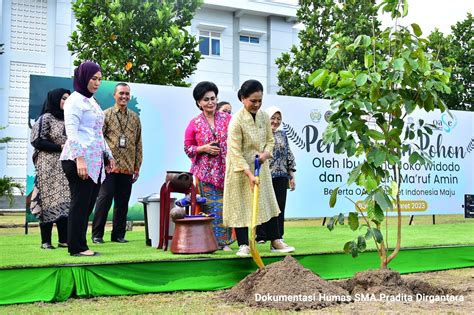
[271,239,295,253]
[236,245,250,256]
[221,245,232,252]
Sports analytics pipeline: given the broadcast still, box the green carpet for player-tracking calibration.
[1,223,473,268]
[0,223,473,305]
[1,246,473,305]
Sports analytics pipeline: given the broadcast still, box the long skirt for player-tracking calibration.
[199,181,235,247]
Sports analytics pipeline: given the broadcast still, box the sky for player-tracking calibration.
[290,0,473,35]
[379,0,473,35]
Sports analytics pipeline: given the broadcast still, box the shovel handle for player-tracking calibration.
[254,155,260,177]
[251,154,264,269]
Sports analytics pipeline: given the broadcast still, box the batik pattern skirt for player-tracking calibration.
[199,181,235,247]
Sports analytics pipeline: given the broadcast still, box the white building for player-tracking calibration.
[0,0,299,188]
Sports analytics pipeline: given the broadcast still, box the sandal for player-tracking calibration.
[57,242,68,248]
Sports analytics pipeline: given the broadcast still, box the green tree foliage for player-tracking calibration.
[0,127,24,206]
[0,177,24,207]
[275,0,381,97]
[68,0,203,86]
[309,0,451,268]
[0,126,12,144]
[428,13,473,111]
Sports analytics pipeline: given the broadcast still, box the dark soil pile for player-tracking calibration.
[224,257,461,311]
[223,256,350,310]
[338,269,459,297]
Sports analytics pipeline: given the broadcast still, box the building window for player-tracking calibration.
[199,31,221,56]
[240,35,260,44]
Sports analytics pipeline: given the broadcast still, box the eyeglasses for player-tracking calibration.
[202,96,217,103]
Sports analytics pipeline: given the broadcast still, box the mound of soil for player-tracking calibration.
[223,256,350,310]
[224,257,461,311]
[338,269,459,297]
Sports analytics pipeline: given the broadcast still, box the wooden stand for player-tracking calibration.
[158,182,197,251]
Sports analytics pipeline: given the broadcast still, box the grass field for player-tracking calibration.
[0,213,472,268]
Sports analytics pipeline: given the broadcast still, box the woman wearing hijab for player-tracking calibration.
[184,81,234,250]
[223,79,295,256]
[30,88,71,249]
[256,106,296,245]
[60,61,115,257]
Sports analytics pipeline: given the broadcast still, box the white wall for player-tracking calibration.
[267,15,297,94]
[189,8,235,91]
[53,0,74,77]
[238,14,268,88]
[188,6,298,95]
[0,0,74,185]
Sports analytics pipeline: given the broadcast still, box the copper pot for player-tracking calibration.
[166,171,193,190]
[171,216,218,254]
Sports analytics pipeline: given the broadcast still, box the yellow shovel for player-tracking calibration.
[250,155,265,269]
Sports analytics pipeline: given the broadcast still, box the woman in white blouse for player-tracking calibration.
[60,61,115,257]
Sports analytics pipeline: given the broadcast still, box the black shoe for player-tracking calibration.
[112,238,129,243]
[92,237,104,244]
[71,251,100,257]
[41,243,55,249]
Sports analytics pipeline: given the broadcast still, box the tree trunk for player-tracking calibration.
[378,224,388,269]
[386,164,402,266]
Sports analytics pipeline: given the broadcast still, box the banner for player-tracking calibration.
[27,75,474,220]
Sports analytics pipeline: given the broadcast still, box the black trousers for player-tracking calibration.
[235,216,280,246]
[257,177,288,240]
[62,160,101,255]
[92,173,133,240]
[40,216,68,244]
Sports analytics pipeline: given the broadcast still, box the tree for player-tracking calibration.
[309,0,451,268]
[68,0,203,86]
[275,0,381,98]
[427,13,473,111]
[0,127,24,206]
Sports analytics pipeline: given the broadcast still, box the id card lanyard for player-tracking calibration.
[115,109,129,148]
[202,113,218,141]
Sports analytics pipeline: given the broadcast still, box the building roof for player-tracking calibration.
[203,0,298,21]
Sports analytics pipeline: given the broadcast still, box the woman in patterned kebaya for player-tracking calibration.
[184,81,234,251]
[30,88,71,250]
[256,106,296,246]
[223,80,295,257]
[60,61,115,257]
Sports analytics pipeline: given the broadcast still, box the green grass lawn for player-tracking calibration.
[0,213,472,268]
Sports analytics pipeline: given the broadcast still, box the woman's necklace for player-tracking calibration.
[203,112,214,124]
[202,113,217,139]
